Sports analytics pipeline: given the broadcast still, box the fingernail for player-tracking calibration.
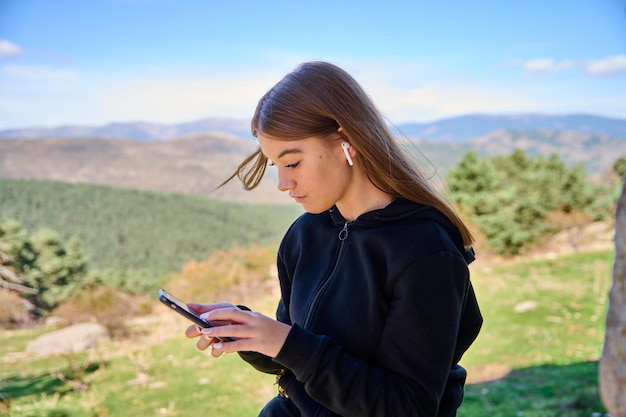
[213,342,222,349]
[200,328,212,334]
[199,312,210,320]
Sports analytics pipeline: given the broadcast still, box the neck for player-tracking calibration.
[336,181,394,221]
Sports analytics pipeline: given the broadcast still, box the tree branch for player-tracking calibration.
[0,265,37,294]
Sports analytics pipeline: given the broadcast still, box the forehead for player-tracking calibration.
[257,133,324,160]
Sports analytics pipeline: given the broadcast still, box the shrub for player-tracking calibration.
[0,290,34,329]
[53,286,152,338]
[446,150,615,255]
[166,245,277,304]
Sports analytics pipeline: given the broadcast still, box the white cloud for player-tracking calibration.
[0,64,290,128]
[522,58,576,75]
[511,55,626,78]
[585,54,626,76]
[368,82,544,122]
[0,64,99,128]
[1,56,625,130]
[353,59,626,122]
[346,61,551,121]
[0,40,23,58]
[93,66,294,123]
[1,64,79,80]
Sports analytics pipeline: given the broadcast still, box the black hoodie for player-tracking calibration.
[240,199,483,417]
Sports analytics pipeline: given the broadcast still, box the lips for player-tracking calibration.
[290,194,306,203]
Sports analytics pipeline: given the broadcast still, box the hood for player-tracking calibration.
[329,199,475,264]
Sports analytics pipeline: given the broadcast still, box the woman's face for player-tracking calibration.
[257,132,354,214]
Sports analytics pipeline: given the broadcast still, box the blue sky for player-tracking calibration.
[0,0,625,129]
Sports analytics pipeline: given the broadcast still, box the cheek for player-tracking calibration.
[313,155,336,183]
[315,158,349,193]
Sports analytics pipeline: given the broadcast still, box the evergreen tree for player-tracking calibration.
[0,220,89,315]
[446,150,503,215]
[614,157,626,179]
[446,149,613,255]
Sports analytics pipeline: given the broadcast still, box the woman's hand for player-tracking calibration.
[184,302,291,358]
[184,302,235,354]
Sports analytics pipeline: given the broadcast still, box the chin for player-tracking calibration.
[302,202,333,215]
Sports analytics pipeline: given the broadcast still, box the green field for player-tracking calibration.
[0,249,614,417]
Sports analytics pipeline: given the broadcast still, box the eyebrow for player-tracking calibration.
[277,148,303,159]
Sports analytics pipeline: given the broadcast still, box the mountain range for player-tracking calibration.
[0,118,253,141]
[3,113,626,142]
[394,113,626,142]
[1,113,625,206]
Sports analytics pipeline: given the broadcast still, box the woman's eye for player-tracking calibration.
[268,160,299,168]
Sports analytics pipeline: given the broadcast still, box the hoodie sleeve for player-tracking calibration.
[236,298,289,375]
[272,250,472,417]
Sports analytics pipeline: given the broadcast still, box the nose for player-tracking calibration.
[277,170,295,192]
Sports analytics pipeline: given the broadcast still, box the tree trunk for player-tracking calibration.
[600,181,626,416]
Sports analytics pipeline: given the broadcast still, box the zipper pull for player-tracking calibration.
[339,221,349,241]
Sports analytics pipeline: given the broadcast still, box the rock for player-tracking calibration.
[26,322,110,356]
[600,181,626,416]
[514,300,538,313]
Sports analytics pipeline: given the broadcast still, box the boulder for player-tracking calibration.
[26,322,109,356]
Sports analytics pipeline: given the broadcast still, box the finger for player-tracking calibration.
[210,340,235,357]
[200,310,273,342]
[198,312,234,327]
[187,302,235,315]
[196,333,215,351]
[198,324,248,342]
[201,306,252,324]
[185,324,203,338]
[210,343,225,358]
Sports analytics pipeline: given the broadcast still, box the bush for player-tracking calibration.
[166,245,277,304]
[52,286,152,338]
[446,150,615,255]
[0,290,34,328]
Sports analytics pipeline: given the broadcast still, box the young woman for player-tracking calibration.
[185,61,482,417]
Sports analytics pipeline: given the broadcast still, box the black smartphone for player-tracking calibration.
[158,289,233,341]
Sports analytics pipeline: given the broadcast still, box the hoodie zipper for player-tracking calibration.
[301,221,351,329]
[338,221,350,241]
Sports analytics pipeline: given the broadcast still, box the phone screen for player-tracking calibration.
[158,289,234,342]
[158,289,211,328]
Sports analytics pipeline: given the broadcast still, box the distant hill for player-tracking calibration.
[0,132,291,205]
[394,114,626,142]
[0,118,253,141]
[1,114,625,206]
[3,113,626,142]
[413,129,626,176]
[0,128,623,207]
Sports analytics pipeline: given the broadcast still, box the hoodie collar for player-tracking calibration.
[328,199,475,264]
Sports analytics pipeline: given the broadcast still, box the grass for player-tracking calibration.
[0,324,275,417]
[465,250,611,367]
[459,250,614,416]
[463,361,605,416]
[0,249,615,417]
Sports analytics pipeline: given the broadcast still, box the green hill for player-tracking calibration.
[0,177,302,280]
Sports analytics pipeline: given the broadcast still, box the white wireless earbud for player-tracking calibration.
[341,142,354,166]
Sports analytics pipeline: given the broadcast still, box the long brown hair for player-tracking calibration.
[221,61,473,246]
